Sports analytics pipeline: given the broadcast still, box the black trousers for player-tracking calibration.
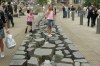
[8,15,14,27]
[87,17,92,26]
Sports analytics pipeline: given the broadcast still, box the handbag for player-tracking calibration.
[5,34,16,49]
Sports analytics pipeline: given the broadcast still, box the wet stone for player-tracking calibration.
[56,47,66,50]
[56,63,73,66]
[57,44,64,47]
[9,59,27,66]
[55,50,64,62]
[55,40,63,44]
[64,50,70,55]
[61,58,73,64]
[74,59,88,63]
[81,63,91,66]
[73,51,84,59]
[13,55,26,60]
[75,62,80,66]
[42,42,56,49]
[27,57,39,66]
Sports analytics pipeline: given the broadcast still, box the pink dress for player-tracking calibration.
[27,13,34,22]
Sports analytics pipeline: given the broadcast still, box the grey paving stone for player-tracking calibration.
[34,33,42,38]
[49,36,59,44]
[27,48,35,58]
[56,47,66,50]
[55,50,64,62]
[57,44,64,47]
[64,50,70,55]
[74,59,88,63]
[41,60,53,66]
[56,63,73,66]
[68,45,78,51]
[18,46,26,51]
[16,51,27,56]
[42,42,56,49]
[13,55,26,60]
[27,57,39,66]
[81,63,91,66]
[34,48,53,61]
[28,44,36,48]
[64,39,73,44]
[61,58,73,64]
[65,55,72,58]
[72,51,84,59]
[34,38,45,47]
[55,40,63,44]
[74,62,80,66]
[9,59,27,66]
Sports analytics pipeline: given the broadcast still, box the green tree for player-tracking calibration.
[37,0,48,6]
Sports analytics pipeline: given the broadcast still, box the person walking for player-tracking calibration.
[25,10,34,33]
[62,6,67,18]
[0,2,9,58]
[45,4,55,37]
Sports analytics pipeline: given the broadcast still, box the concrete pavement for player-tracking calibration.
[56,11,100,66]
[0,13,43,66]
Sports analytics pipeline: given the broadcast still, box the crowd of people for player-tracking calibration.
[62,5,100,27]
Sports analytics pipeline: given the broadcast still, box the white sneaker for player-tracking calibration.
[1,52,5,58]
[48,34,52,37]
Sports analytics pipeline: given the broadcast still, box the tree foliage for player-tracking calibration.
[37,0,48,6]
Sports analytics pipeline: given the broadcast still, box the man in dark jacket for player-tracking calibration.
[7,2,14,27]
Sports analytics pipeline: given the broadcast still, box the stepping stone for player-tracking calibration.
[16,51,27,56]
[34,48,53,62]
[65,55,72,58]
[81,63,91,66]
[28,44,36,48]
[34,33,42,38]
[58,44,64,47]
[75,62,80,66]
[27,57,39,66]
[18,46,26,51]
[64,50,70,55]
[61,58,73,64]
[74,59,88,62]
[64,39,72,44]
[34,38,45,47]
[55,50,64,62]
[42,42,56,49]
[9,59,27,66]
[56,47,66,50]
[49,36,59,44]
[72,51,84,59]
[27,48,35,58]
[68,45,78,51]
[55,40,63,44]
[13,55,26,60]
[56,63,73,66]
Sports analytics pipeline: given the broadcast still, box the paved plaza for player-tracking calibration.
[0,11,100,66]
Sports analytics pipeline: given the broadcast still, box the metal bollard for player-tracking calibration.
[68,10,70,18]
[96,18,100,34]
[72,11,74,21]
[80,11,83,25]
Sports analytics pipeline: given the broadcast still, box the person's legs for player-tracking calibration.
[10,16,14,27]
[87,17,90,26]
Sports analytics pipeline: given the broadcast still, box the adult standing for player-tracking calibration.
[0,2,9,58]
[62,6,67,18]
[7,2,14,27]
[45,4,55,37]
[14,2,17,13]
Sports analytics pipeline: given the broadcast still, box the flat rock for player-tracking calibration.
[65,55,72,58]
[72,51,84,59]
[55,40,63,44]
[74,62,80,66]
[81,63,91,66]
[56,47,66,50]
[9,59,27,66]
[27,48,35,58]
[27,57,39,66]
[13,55,26,60]
[18,46,26,51]
[68,45,78,51]
[42,42,56,49]
[64,50,70,55]
[61,58,73,64]
[28,44,36,48]
[64,39,72,44]
[49,36,59,44]
[56,63,73,66]
[74,59,88,62]
[16,51,27,55]
[58,44,64,47]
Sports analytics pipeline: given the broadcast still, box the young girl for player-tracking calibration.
[45,4,55,37]
[25,10,34,33]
